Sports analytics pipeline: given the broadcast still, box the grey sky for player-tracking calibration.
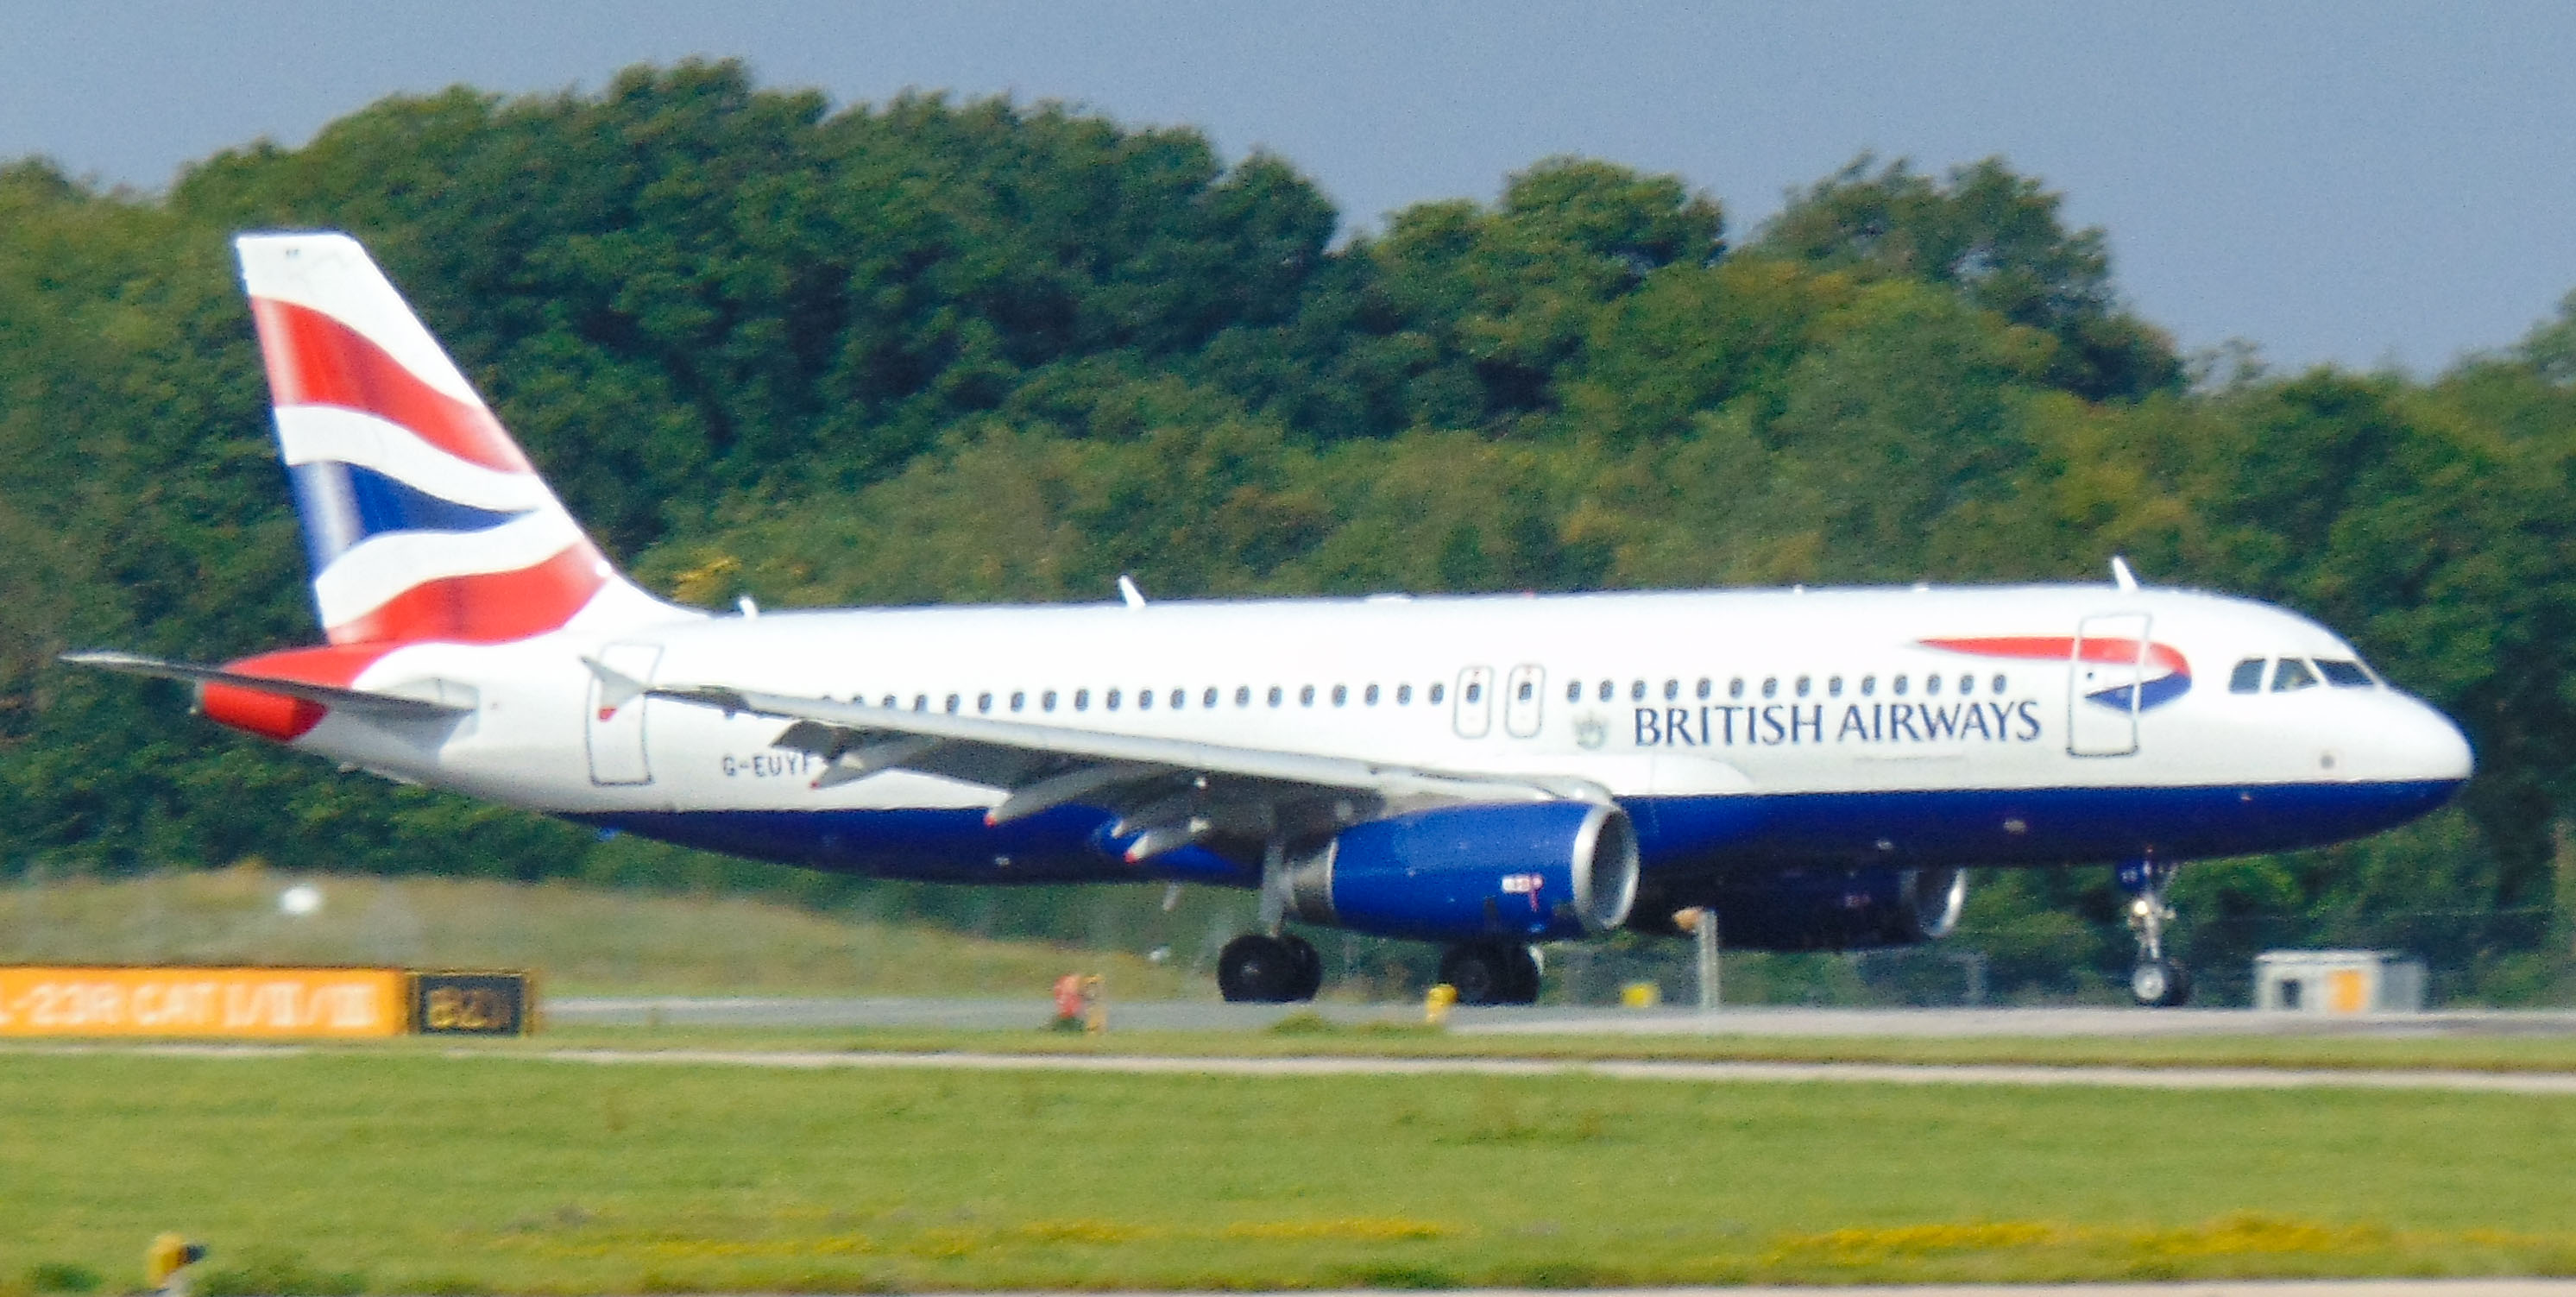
[4,1,2571,374]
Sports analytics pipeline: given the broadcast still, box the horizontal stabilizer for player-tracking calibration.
[60,651,469,718]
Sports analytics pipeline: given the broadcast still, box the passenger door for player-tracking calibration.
[586,642,661,785]
[2068,614,2149,757]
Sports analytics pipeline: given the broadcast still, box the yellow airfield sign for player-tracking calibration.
[0,966,410,1038]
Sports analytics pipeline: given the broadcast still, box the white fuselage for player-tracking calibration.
[283,583,2472,887]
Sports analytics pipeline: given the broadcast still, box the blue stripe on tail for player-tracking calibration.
[288,461,528,569]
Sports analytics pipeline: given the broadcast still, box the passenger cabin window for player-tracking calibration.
[882,694,898,708]
[2316,658,2374,689]
[1333,684,1349,706]
[1761,677,1778,699]
[1043,689,1059,712]
[977,692,992,713]
[1924,675,1941,696]
[1697,677,1711,700]
[1204,687,1219,708]
[1397,684,1413,704]
[1630,680,1646,702]
[913,694,929,711]
[1516,681,1533,702]
[1074,689,1090,711]
[1268,686,1283,707]
[1861,676,1876,696]
[1235,685,1250,707]
[1430,683,1446,704]
[2273,658,2320,692]
[945,694,960,714]
[1729,678,1745,699]
[1464,681,1482,703]
[1893,675,1909,696]
[1366,683,1381,705]
[1137,689,1152,710]
[1011,690,1026,712]
[1300,684,1316,706]
[2229,658,2265,693]
[1106,688,1122,710]
[1991,675,2007,694]
[1598,681,1614,702]
[1663,679,1679,701]
[1796,676,1811,697]
[1565,681,1583,703]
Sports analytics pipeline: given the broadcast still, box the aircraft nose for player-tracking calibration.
[2399,696,2475,784]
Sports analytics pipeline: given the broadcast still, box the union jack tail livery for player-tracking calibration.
[237,233,669,645]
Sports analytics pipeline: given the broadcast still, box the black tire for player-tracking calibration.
[1219,935,1304,1003]
[2130,959,2193,1008]
[1440,941,1541,1006]
[1283,933,1325,1002]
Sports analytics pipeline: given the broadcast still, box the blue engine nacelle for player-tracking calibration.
[1280,802,1640,944]
[1691,866,1968,951]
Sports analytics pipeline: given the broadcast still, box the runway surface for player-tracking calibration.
[545,995,2576,1037]
[476,1045,2576,1093]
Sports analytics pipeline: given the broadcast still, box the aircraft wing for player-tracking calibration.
[61,651,470,719]
[629,671,1606,864]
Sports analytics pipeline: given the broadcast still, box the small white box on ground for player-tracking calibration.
[2252,949,2425,1013]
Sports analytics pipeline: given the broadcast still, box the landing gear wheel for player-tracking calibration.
[1282,933,1324,1001]
[1439,941,1541,1006]
[2130,959,2193,1007]
[1219,934,1307,1003]
[2117,859,2193,1009]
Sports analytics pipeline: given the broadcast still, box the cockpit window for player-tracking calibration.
[2272,658,2320,691]
[2315,658,2373,689]
[2228,658,2265,694]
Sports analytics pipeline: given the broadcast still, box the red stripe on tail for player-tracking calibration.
[249,298,531,473]
[324,544,608,646]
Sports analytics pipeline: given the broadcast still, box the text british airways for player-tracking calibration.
[1634,700,2044,747]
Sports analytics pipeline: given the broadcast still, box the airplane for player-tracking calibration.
[68,231,2475,1008]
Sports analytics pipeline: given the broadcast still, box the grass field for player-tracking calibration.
[4,1045,2576,1293]
[0,868,1200,998]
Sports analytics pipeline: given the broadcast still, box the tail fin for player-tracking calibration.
[236,232,677,645]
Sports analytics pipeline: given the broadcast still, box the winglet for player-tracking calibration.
[2110,555,2139,593]
[1118,575,1146,609]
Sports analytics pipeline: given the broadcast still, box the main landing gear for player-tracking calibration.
[2119,859,2193,1007]
[1438,940,1541,1006]
[1218,932,1323,1003]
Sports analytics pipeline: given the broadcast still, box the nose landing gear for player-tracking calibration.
[2119,859,2192,1007]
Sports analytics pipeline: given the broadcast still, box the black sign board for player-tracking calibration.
[410,972,531,1035]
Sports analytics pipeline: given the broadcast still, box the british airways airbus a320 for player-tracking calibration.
[71,233,2474,1007]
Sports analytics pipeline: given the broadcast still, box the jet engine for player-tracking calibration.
[1281,801,1640,943]
[1681,866,1967,951]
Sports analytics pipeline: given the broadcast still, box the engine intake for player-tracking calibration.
[1282,802,1640,943]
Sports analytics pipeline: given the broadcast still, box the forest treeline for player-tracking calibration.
[3,61,2573,1000]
